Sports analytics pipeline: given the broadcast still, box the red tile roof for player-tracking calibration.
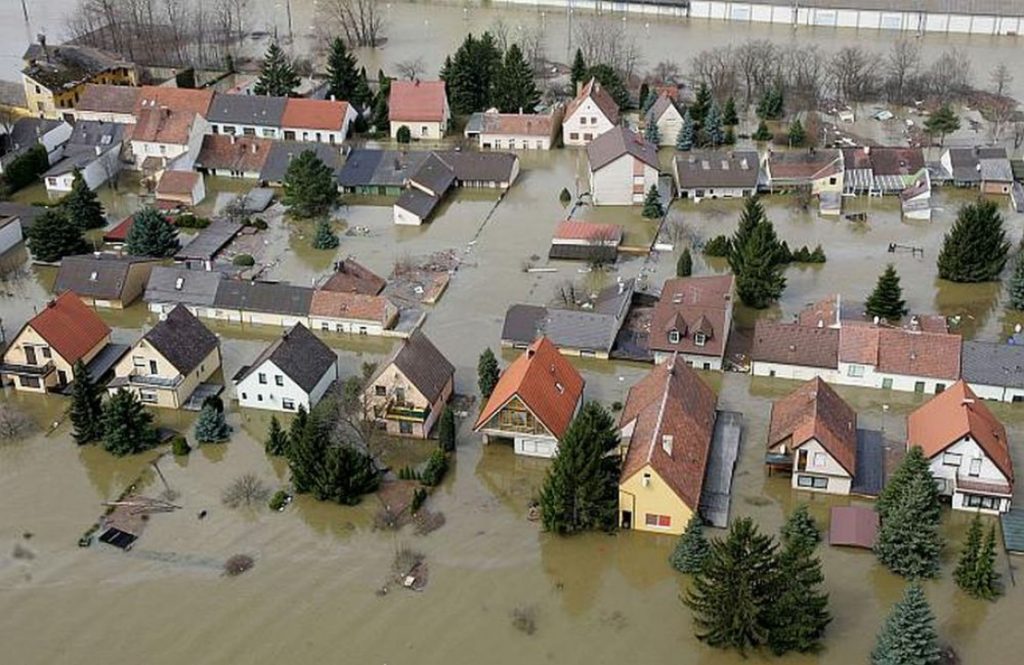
[839,325,880,365]
[309,290,393,324]
[197,134,272,173]
[768,149,843,181]
[134,86,214,117]
[619,355,718,510]
[649,275,734,357]
[751,320,839,369]
[155,170,200,196]
[26,292,109,364]
[281,98,351,131]
[876,328,961,380]
[131,106,197,145]
[565,77,620,126]
[389,80,448,123]
[768,377,857,475]
[907,381,1013,482]
[552,220,623,244]
[77,84,140,114]
[479,110,555,137]
[319,259,386,295]
[473,337,585,439]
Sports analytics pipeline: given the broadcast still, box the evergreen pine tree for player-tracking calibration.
[320,441,379,505]
[752,119,774,142]
[788,118,806,146]
[101,388,159,456]
[705,100,724,146]
[438,406,456,453]
[644,119,661,145]
[642,185,663,219]
[289,405,309,447]
[194,404,231,443]
[26,208,89,263]
[938,199,1010,282]
[288,407,328,495]
[871,584,941,665]
[495,43,539,113]
[124,207,179,257]
[877,447,939,521]
[875,471,943,579]
[477,348,500,398]
[1007,252,1024,310]
[733,222,786,308]
[352,67,373,110]
[670,514,710,573]
[730,196,768,262]
[325,37,360,102]
[769,535,831,655]
[372,92,389,131]
[641,89,658,115]
[584,65,629,110]
[282,150,338,218]
[954,513,983,592]
[311,219,340,250]
[253,42,299,97]
[265,415,290,456]
[676,109,695,151]
[69,359,103,444]
[722,97,739,126]
[724,126,736,145]
[538,401,620,534]
[691,82,712,128]
[570,48,588,91]
[865,264,908,322]
[61,169,106,230]
[683,517,779,654]
[676,248,693,277]
[396,125,412,143]
[972,524,1001,600]
[781,504,821,552]
[924,104,960,146]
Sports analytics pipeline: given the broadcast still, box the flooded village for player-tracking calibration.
[4,1,1024,663]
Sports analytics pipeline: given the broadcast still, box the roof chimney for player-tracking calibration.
[230,134,236,145]
[662,435,673,457]
[251,143,258,154]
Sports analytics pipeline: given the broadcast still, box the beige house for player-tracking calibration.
[465,106,564,150]
[389,80,450,140]
[0,292,112,392]
[562,78,620,147]
[587,126,660,206]
[644,94,685,147]
[108,306,221,409]
[364,331,455,438]
[53,254,161,309]
[21,38,137,119]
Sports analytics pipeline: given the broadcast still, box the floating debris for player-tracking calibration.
[224,554,255,576]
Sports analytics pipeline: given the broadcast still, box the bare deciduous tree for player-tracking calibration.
[651,60,681,85]
[396,57,426,81]
[827,46,878,103]
[991,62,1013,98]
[884,39,921,104]
[690,46,738,100]
[733,40,779,107]
[573,16,642,82]
[0,404,32,442]
[317,0,386,48]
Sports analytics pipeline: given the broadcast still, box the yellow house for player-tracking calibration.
[364,331,454,438]
[109,305,221,409]
[618,354,718,536]
[0,292,111,392]
[22,38,137,120]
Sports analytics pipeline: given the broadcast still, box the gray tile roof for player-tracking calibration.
[587,126,659,172]
[337,149,429,188]
[54,253,158,301]
[236,323,336,393]
[433,151,519,183]
[395,188,441,220]
[144,266,223,307]
[213,279,313,317]
[207,93,287,127]
[501,304,547,344]
[675,150,760,190]
[42,120,124,177]
[962,340,1024,390]
[409,153,456,195]
[259,141,342,183]
[174,220,242,262]
[544,308,621,353]
[144,305,218,374]
[378,330,454,403]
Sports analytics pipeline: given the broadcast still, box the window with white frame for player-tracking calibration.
[668,330,680,344]
[694,332,707,347]
[282,398,295,410]
[942,452,962,467]
[644,514,671,528]
[813,452,827,468]
[969,458,982,477]
[964,494,999,510]
[847,364,865,377]
[797,475,828,489]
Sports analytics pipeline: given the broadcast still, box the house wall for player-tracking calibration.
[678,185,753,201]
[836,361,954,395]
[111,340,220,408]
[751,360,839,383]
[42,123,73,161]
[393,204,425,226]
[390,120,445,141]
[923,435,1013,514]
[563,97,615,147]
[44,146,122,194]
[653,351,723,371]
[1,324,108,392]
[982,181,1012,195]
[0,220,24,255]
[23,67,136,119]
[619,465,691,536]
[204,167,261,179]
[966,381,1024,403]
[236,358,337,413]
[309,311,394,336]
[590,156,658,206]
[364,365,451,439]
[209,122,279,139]
[789,438,853,495]
[281,126,346,145]
[480,133,553,150]
[654,106,684,147]
[477,394,563,458]
[74,110,136,124]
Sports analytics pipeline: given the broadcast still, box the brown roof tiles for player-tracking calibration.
[389,80,448,123]
[648,275,734,357]
[768,377,857,475]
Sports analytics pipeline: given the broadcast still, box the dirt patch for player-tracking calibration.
[386,250,464,305]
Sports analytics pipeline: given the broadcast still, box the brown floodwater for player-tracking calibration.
[4,1,1024,663]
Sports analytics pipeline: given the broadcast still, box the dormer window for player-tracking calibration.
[662,435,673,456]
[668,330,681,344]
[694,332,707,347]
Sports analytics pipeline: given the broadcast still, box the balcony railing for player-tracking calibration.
[385,403,431,422]
[126,371,182,389]
[955,473,1013,497]
[0,360,55,377]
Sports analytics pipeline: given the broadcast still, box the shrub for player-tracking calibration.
[170,436,191,456]
[269,490,290,511]
[224,554,255,576]
[396,125,412,143]
[174,214,211,229]
[610,401,623,412]
[703,235,732,257]
[0,144,48,195]
[420,449,449,487]
[559,188,572,204]
[411,487,427,514]
[251,219,268,230]
[232,253,256,267]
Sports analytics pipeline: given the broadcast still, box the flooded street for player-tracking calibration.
[3,1,1024,663]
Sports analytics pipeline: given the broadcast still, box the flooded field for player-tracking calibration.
[3,1,1024,663]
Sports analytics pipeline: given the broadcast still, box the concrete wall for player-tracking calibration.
[390,120,445,141]
[653,351,723,371]
[309,315,388,336]
[209,122,278,139]
[966,381,1024,403]
[751,360,839,383]
[654,105,684,147]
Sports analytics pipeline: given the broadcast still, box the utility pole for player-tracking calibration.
[566,0,573,63]
[287,0,294,44]
[21,0,29,23]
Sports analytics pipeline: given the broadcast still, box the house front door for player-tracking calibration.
[24,346,37,365]
[621,510,632,530]
[57,370,68,386]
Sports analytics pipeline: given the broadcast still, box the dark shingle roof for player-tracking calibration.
[174,220,242,262]
[144,266,223,307]
[42,121,124,178]
[207,93,286,126]
[675,151,760,189]
[395,188,441,220]
[237,323,336,393]
[144,305,218,374]
[751,321,839,369]
[337,149,429,188]
[962,340,1024,390]
[587,126,659,172]
[259,141,342,183]
[54,253,158,301]
[502,304,547,344]
[213,280,313,316]
[378,330,454,403]
[409,153,456,195]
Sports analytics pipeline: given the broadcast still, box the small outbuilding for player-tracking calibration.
[828,505,879,549]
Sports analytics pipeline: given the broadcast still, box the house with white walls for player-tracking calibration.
[206,93,285,140]
[280,97,357,145]
[648,274,735,369]
[130,105,207,171]
[562,77,620,147]
[233,323,337,413]
[907,380,1014,514]
[750,320,841,382]
[41,120,125,194]
[765,378,857,495]
[961,340,1024,403]
[388,80,450,140]
[644,93,685,147]
[586,126,659,206]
